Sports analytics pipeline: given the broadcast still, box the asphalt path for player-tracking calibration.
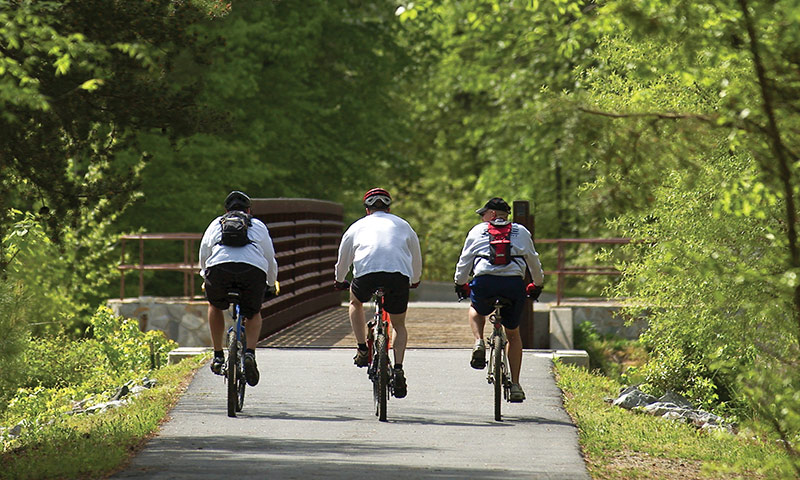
[114,348,590,479]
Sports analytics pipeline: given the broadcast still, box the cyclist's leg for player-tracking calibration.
[204,265,232,351]
[388,311,407,365]
[348,291,367,344]
[468,276,495,342]
[468,306,486,342]
[207,305,226,350]
[349,273,380,345]
[382,273,411,366]
[505,326,523,384]
[244,312,262,350]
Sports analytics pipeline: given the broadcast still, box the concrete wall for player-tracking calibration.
[109,294,649,350]
[108,298,211,347]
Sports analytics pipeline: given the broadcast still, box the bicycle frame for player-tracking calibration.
[366,288,393,422]
[486,299,512,421]
[224,291,247,417]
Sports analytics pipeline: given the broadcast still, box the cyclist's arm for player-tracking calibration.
[454,227,481,284]
[198,219,218,276]
[258,224,279,286]
[409,229,423,284]
[334,227,355,282]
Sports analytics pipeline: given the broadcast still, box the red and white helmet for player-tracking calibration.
[363,188,392,208]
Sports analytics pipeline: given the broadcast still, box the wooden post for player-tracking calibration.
[513,201,536,348]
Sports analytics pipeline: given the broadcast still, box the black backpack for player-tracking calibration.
[217,211,253,247]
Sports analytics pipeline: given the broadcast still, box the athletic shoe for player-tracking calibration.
[243,352,259,386]
[353,348,369,367]
[210,356,225,375]
[393,368,407,398]
[470,344,486,369]
[509,383,526,403]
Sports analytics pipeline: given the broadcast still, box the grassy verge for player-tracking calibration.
[554,362,793,479]
[0,353,208,480]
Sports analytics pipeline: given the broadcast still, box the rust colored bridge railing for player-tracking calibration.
[536,237,631,305]
[118,198,344,340]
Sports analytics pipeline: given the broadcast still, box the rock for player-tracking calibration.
[643,402,691,417]
[613,387,658,409]
[110,384,130,401]
[658,390,694,409]
[142,378,158,388]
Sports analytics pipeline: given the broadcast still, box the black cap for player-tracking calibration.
[476,197,511,215]
[225,190,251,211]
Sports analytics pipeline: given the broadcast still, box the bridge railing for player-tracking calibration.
[118,198,344,340]
[536,237,631,305]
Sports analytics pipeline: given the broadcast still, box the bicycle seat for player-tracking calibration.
[486,296,513,307]
[226,290,241,303]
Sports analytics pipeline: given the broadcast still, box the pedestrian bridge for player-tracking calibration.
[108,198,642,352]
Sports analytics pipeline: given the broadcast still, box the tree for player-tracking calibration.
[115,0,412,237]
[0,0,220,272]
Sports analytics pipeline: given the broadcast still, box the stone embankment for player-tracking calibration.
[0,377,158,442]
[610,385,735,434]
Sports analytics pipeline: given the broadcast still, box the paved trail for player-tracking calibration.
[114,348,590,480]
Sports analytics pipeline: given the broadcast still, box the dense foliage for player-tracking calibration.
[2,0,799,474]
[0,306,175,422]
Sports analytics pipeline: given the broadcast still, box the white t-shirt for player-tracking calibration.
[198,214,278,286]
[335,211,422,284]
[454,221,544,285]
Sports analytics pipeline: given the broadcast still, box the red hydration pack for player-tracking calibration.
[487,223,513,265]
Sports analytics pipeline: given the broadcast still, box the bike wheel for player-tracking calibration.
[235,329,246,412]
[227,330,238,417]
[375,332,389,422]
[493,333,503,421]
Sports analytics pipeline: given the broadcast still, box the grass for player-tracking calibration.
[0,353,209,480]
[554,362,794,479]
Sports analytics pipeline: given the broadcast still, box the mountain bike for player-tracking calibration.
[224,290,247,417]
[486,297,513,421]
[366,288,393,422]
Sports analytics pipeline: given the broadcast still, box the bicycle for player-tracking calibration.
[223,290,247,418]
[366,288,394,422]
[486,297,513,421]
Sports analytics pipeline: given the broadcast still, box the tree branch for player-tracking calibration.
[578,107,715,123]
[738,0,800,346]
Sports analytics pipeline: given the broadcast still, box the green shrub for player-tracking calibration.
[89,306,176,375]
[0,282,29,412]
[2,307,176,425]
[3,210,123,337]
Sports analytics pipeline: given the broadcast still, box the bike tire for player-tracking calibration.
[227,330,238,418]
[236,329,246,412]
[375,332,389,422]
[493,333,503,421]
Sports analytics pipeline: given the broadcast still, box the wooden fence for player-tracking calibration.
[118,198,344,340]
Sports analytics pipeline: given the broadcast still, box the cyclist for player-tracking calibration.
[454,197,544,402]
[199,190,278,387]
[334,188,423,399]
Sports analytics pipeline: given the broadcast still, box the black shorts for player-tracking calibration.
[204,263,267,319]
[350,272,410,314]
[470,275,525,329]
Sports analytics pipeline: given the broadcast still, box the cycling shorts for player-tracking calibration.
[469,275,526,329]
[205,262,267,319]
[350,272,410,315]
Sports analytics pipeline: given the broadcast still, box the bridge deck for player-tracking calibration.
[259,304,473,348]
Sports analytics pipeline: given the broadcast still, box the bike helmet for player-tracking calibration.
[225,190,251,211]
[363,188,392,209]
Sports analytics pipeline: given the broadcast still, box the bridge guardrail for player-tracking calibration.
[118,198,344,340]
